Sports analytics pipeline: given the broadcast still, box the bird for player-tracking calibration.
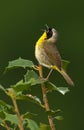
[35,25,74,86]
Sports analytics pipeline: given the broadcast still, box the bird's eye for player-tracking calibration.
[46,28,53,39]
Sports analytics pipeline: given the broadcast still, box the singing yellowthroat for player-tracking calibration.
[35,26,74,86]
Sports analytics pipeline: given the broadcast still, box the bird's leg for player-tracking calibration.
[46,68,53,80]
[34,65,53,80]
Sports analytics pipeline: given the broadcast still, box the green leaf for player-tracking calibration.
[22,112,37,119]
[0,85,6,93]
[0,100,13,110]
[54,116,64,120]
[12,80,31,92]
[56,87,70,95]
[46,109,61,116]
[24,70,45,85]
[0,106,5,119]
[26,119,39,130]
[24,70,39,82]
[40,123,51,130]
[46,82,70,95]
[45,82,57,92]
[16,94,44,107]
[4,112,18,125]
[62,59,70,71]
[12,70,45,93]
[10,128,15,130]
[5,57,34,71]
[0,118,3,125]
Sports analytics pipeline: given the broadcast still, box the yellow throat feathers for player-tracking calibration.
[36,32,47,47]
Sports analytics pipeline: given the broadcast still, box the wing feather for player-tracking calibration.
[43,43,62,70]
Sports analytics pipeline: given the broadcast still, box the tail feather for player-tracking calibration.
[60,69,74,86]
[53,66,74,86]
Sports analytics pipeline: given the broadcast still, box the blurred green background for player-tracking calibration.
[0,0,84,130]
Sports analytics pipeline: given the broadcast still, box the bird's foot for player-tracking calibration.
[40,77,49,81]
[34,65,39,70]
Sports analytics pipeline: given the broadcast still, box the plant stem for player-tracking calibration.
[38,65,56,130]
[3,121,10,130]
[11,96,24,130]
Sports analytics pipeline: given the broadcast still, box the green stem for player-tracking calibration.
[11,96,24,130]
[38,65,56,130]
[3,121,10,130]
